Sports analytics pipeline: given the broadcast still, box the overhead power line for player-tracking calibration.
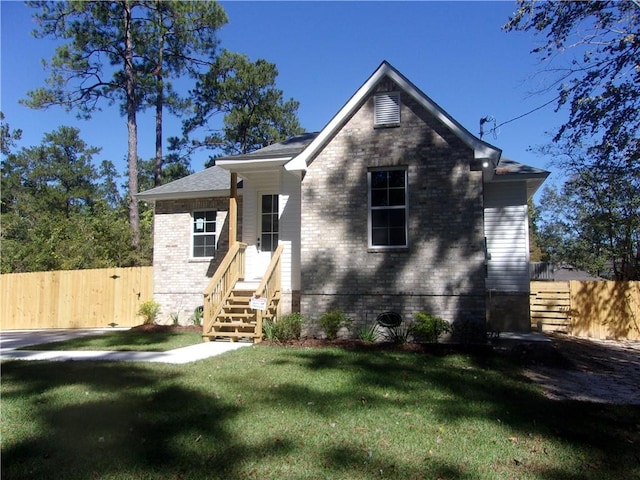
[481,93,561,140]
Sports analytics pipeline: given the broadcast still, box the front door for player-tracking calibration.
[254,193,279,278]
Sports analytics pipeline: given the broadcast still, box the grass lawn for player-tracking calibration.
[20,329,203,352]
[2,345,639,479]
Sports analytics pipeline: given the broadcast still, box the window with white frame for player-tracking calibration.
[368,168,408,248]
[192,210,216,258]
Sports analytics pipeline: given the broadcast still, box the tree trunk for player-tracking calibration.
[154,7,164,188]
[124,0,140,251]
[154,75,163,187]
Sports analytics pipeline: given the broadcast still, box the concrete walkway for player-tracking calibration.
[0,329,251,364]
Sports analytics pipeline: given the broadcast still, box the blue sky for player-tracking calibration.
[1,1,565,193]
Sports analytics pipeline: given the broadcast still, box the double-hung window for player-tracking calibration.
[192,210,216,258]
[368,168,408,248]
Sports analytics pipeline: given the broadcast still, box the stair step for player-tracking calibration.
[223,303,251,309]
[222,310,251,316]
[203,331,259,339]
[218,314,255,320]
[228,295,253,302]
[212,321,256,328]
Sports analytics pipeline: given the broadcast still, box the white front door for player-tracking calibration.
[253,193,279,279]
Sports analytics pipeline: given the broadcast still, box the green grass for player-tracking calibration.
[20,329,203,352]
[2,345,639,479]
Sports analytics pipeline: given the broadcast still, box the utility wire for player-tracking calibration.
[487,94,561,138]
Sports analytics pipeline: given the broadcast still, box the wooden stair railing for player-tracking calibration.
[208,285,260,341]
[252,244,284,343]
[203,243,283,344]
[202,242,246,341]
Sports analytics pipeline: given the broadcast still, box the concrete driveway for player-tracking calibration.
[0,328,250,364]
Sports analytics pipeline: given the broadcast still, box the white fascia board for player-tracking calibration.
[217,156,291,172]
[136,189,237,202]
[286,61,502,172]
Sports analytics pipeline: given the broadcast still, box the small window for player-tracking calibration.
[192,210,216,258]
[374,92,400,126]
[368,168,408,248]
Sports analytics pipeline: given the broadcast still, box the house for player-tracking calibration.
[137,61,549,340]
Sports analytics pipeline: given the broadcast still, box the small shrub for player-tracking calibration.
[263,312,303,343]
[410,312,451,343]
[191,306,203,327]
[319,310,352,340]
[358,323,379,343]
[138,300,160,325]
[169,312,180,326]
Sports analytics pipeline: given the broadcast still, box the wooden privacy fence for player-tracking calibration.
[0,267,154,330]
[531,281,640,340]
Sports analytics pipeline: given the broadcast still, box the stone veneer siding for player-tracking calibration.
[300,82,487,337]
[153,197,242,324]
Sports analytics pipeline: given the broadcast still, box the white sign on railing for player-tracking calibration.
[249,296,268,311]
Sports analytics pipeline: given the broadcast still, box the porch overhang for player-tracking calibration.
[216,156,293,174]
[485,158,550,199]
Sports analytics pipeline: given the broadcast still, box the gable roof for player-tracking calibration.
[136,165,239,201]
[285,61,502,172]
[137,61,547,200]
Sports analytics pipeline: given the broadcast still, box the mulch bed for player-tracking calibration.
[260,337,494,356]
[130,324,203,333]
[131,325,633,375]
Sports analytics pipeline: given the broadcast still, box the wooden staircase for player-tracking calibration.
[202,243,283,344]
[205,283,260,342]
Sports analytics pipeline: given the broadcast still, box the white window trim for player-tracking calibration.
[367,167,409,249]
[191,209,217,259]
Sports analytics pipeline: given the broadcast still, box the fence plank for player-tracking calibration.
[0,267,153,330]
[530,281,571,333]
[569,280,640,341]
[530,280,640,340]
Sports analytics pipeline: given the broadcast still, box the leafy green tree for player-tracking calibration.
[1,126,149,272]
[505,1,639,168]
[181,50,304,164]
[528,199,543,262]
[24,1,144,249]
[23,1,227,249]
[536,142,639,279]
[1,112,22,155]
[506,1,639,279]
[131,1,227,186]
[1,113,23,215]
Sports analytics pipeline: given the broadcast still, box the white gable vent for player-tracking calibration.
[374,92,400,126]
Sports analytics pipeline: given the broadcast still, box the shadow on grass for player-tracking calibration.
[2,346,639,479]
[249,346,640,478]
[0,361,290,480]
[20,329,202,352]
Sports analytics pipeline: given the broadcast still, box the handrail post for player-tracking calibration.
[229,172,238,247]
[255,309,263,344]
[202,242,246,339]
